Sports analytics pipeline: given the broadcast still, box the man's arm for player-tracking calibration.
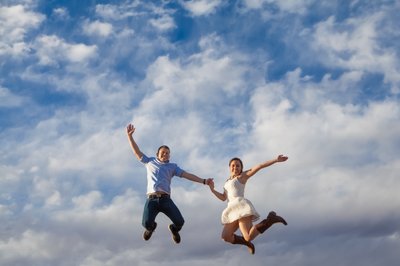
[126,124,143,161]
[181,171,213,186]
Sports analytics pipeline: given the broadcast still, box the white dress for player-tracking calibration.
[221,177,260,224]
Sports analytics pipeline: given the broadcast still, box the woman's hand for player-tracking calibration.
[207,179,215,190]
[276,155,288,162]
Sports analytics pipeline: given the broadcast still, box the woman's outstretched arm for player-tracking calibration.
[242,155,288,181]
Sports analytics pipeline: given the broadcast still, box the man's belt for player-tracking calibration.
[147,192,170,199]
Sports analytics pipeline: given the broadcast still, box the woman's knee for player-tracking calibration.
[221,232,234,243]
[242,234,251,242]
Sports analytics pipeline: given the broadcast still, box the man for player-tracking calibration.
[126,123,212,244]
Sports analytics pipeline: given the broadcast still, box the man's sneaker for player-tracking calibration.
[168,224,181,244]
[143,222,157,241]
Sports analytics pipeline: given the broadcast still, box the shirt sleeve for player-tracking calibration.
[140,154,150,164]
[175,165,184,177]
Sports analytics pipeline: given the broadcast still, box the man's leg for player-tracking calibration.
[142,198,159,240]
[160,198,184,243]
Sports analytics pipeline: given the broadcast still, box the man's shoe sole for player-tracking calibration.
[168,224,181,244]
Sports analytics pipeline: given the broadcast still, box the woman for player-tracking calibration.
[208,155,288,254]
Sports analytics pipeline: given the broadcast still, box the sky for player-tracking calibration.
[0,0,399,265]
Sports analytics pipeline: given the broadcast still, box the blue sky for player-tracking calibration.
[1,0,399,265]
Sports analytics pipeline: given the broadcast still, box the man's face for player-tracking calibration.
[157,147,170,162]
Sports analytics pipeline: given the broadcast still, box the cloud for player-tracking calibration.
[310,13,400,87]
[180,0,223,16]
[244,70,400,247]
[52,7,68,19]
[83,20,113,37]
[0,230,56,262]
[149,14,176,31]
[139,34,249,104]
[95,3,141,20]
[33,35,97,65]
[0,4,44,56]
[1,1,400,266]
[241,0,316,14]
[44,191,61,208]
[0,86,27,107]
[0,204,12,216]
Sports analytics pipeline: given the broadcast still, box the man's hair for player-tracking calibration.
[157,145,170,156]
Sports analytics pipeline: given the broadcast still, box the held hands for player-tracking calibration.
[126,124,136,136]
[204,178,214,186]
[207,178,215,190]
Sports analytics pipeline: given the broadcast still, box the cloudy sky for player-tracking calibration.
[1,0,399,265]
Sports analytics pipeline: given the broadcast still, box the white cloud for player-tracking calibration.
[34,35,97,65]
[45,191,61,208]
[0,86,27,107]
[180,0,223,16]
[149,14,176,31]
[0,230,56,262]
[244,69,400,232]
[67,43,97,62]
[242,0,265,9]
[44,126,133,179]
[83,20,113,37]
[95,3,140,20]
[0,204,12,216]
[311,14,400,87]
[140,41,247,108]
[241,0,316,14]
[72,191,103,210]
[1,1,400,266]
[55,189,141,224]
[0,189,146,265]
[0,4,44,56]
[52,7,68,19]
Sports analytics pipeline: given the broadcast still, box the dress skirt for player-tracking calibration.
[221,197,260,224]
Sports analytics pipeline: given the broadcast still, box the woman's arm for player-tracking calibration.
[243,155,288,181]
[208,179,227,201]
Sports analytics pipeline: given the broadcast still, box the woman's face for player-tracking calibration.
[230,160,242,176]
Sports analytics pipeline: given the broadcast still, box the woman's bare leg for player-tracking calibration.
[238,216,254,241]
[221,221,239,243]
[239,216,261,241]
[221,219,256,254]
[248,225,260,241]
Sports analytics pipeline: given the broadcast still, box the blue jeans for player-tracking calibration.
[142,196,185,232]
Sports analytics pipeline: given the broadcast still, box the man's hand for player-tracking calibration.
[126,124,136,136]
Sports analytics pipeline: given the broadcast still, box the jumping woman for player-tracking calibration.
[208,155,288,254]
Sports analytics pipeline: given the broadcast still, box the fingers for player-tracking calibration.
[207,178,215,188]
[126,124,136,134]
[278,155,288,161]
